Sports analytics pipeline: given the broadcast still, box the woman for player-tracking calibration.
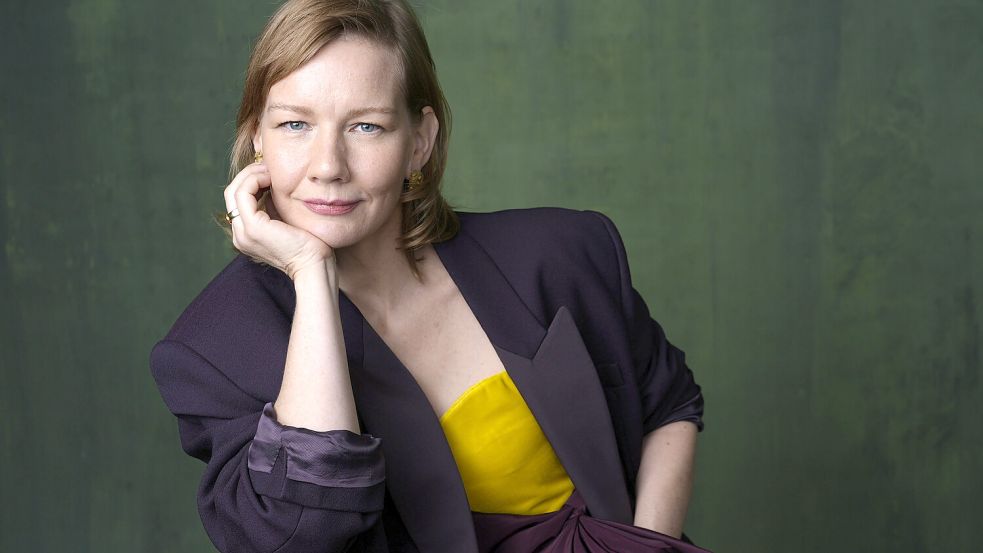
[150,1,709,552]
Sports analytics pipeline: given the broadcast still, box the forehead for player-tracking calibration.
[266,35,404,114]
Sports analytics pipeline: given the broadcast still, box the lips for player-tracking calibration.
[303,199,361,215]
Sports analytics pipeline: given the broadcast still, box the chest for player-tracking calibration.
[356,281,506,419]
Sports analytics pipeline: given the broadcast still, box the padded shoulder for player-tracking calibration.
[456,207,603,247]
[456,208,618,272]
[156,255,295,401]
[454,207,626,323]
[459,207,620,277]
[165,256,291,341]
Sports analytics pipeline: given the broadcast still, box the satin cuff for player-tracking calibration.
[247,402,385,488]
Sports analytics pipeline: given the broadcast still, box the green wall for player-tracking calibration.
[2,1,981,551]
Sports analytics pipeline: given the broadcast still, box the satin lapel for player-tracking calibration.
[434,231,633,524]
[496,308,633,524]
[339,292,478,553]
[432,230,546,358]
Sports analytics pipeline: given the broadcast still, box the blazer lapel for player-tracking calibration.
[434,230,633,524]
[494,308,633,524]
[340,292,479,553]
[338,226,633,551]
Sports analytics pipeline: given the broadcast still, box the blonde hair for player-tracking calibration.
[217,0,459,279]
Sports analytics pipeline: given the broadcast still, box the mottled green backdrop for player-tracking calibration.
[2,1,981,551]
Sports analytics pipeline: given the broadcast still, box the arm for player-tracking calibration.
[150,260,383,553]
[588,210,705,535]
[632,420,698,537]
[274,258,360,432]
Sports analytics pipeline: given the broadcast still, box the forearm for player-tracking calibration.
[632,420,698,537]
[274,258,361,432]
[151,333,385,553]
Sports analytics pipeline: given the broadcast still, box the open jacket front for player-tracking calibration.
[151,207,704,553]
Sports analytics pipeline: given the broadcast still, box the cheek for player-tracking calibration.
[267,159,304,195]
[261,133,305,187]
[355,142,412,184]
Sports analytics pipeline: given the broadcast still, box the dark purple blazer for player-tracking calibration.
[151,207,704,553]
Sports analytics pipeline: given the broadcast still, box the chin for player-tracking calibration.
[289,204,398,251]
[318,233,361,250]
[307,224,362,250]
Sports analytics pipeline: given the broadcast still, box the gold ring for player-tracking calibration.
[225,208,240,224]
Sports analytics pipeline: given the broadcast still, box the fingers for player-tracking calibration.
[266,193,282,221]
[224,163,271,249]
[223,162,269,211]
[234,169,272,225]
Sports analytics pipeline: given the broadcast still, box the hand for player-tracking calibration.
[223,162,334,280]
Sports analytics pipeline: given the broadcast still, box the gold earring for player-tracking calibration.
[254,151,263,163]
[408,170,423,189]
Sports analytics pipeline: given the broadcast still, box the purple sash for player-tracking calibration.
[472,489,712,553]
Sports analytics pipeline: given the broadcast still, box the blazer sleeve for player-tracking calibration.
[150,338,386,553]
[588,210,705,435]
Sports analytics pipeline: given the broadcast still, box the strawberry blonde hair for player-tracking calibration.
[218,0,458,279]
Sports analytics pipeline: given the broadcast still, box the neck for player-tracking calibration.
[335,216,428,316]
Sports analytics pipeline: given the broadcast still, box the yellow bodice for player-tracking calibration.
[438,371,575,515]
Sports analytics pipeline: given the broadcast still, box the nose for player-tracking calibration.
[307,128,350,183]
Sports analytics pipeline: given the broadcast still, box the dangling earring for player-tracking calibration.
[403,169,423,192]
[254,151,264,163]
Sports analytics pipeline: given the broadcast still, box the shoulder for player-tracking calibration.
[151,254,293,405]
[451,207,629,307]
[454,207,624,269]
[456,206,614,244]
[453,207,627,283]
[159,254,293,356]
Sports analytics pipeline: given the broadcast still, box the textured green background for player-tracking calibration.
[2,1,981,551]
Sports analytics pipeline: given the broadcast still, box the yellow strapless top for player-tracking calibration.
[438,370,575,515]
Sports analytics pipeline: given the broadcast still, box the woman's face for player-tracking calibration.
[253,35,436,250]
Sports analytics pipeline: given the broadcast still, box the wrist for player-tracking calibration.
[291,257,338,291]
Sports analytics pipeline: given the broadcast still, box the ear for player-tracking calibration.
[411,106,439,170]
[252,119,263,154]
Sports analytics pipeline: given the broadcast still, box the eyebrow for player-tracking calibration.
[266,103,397,118]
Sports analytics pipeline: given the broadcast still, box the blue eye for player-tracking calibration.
[279,121,307,132]
[354,123,381,133]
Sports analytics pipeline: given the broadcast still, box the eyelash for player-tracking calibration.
[354,123,383,133]
[277,121,383,134]
[278,121,308,132]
